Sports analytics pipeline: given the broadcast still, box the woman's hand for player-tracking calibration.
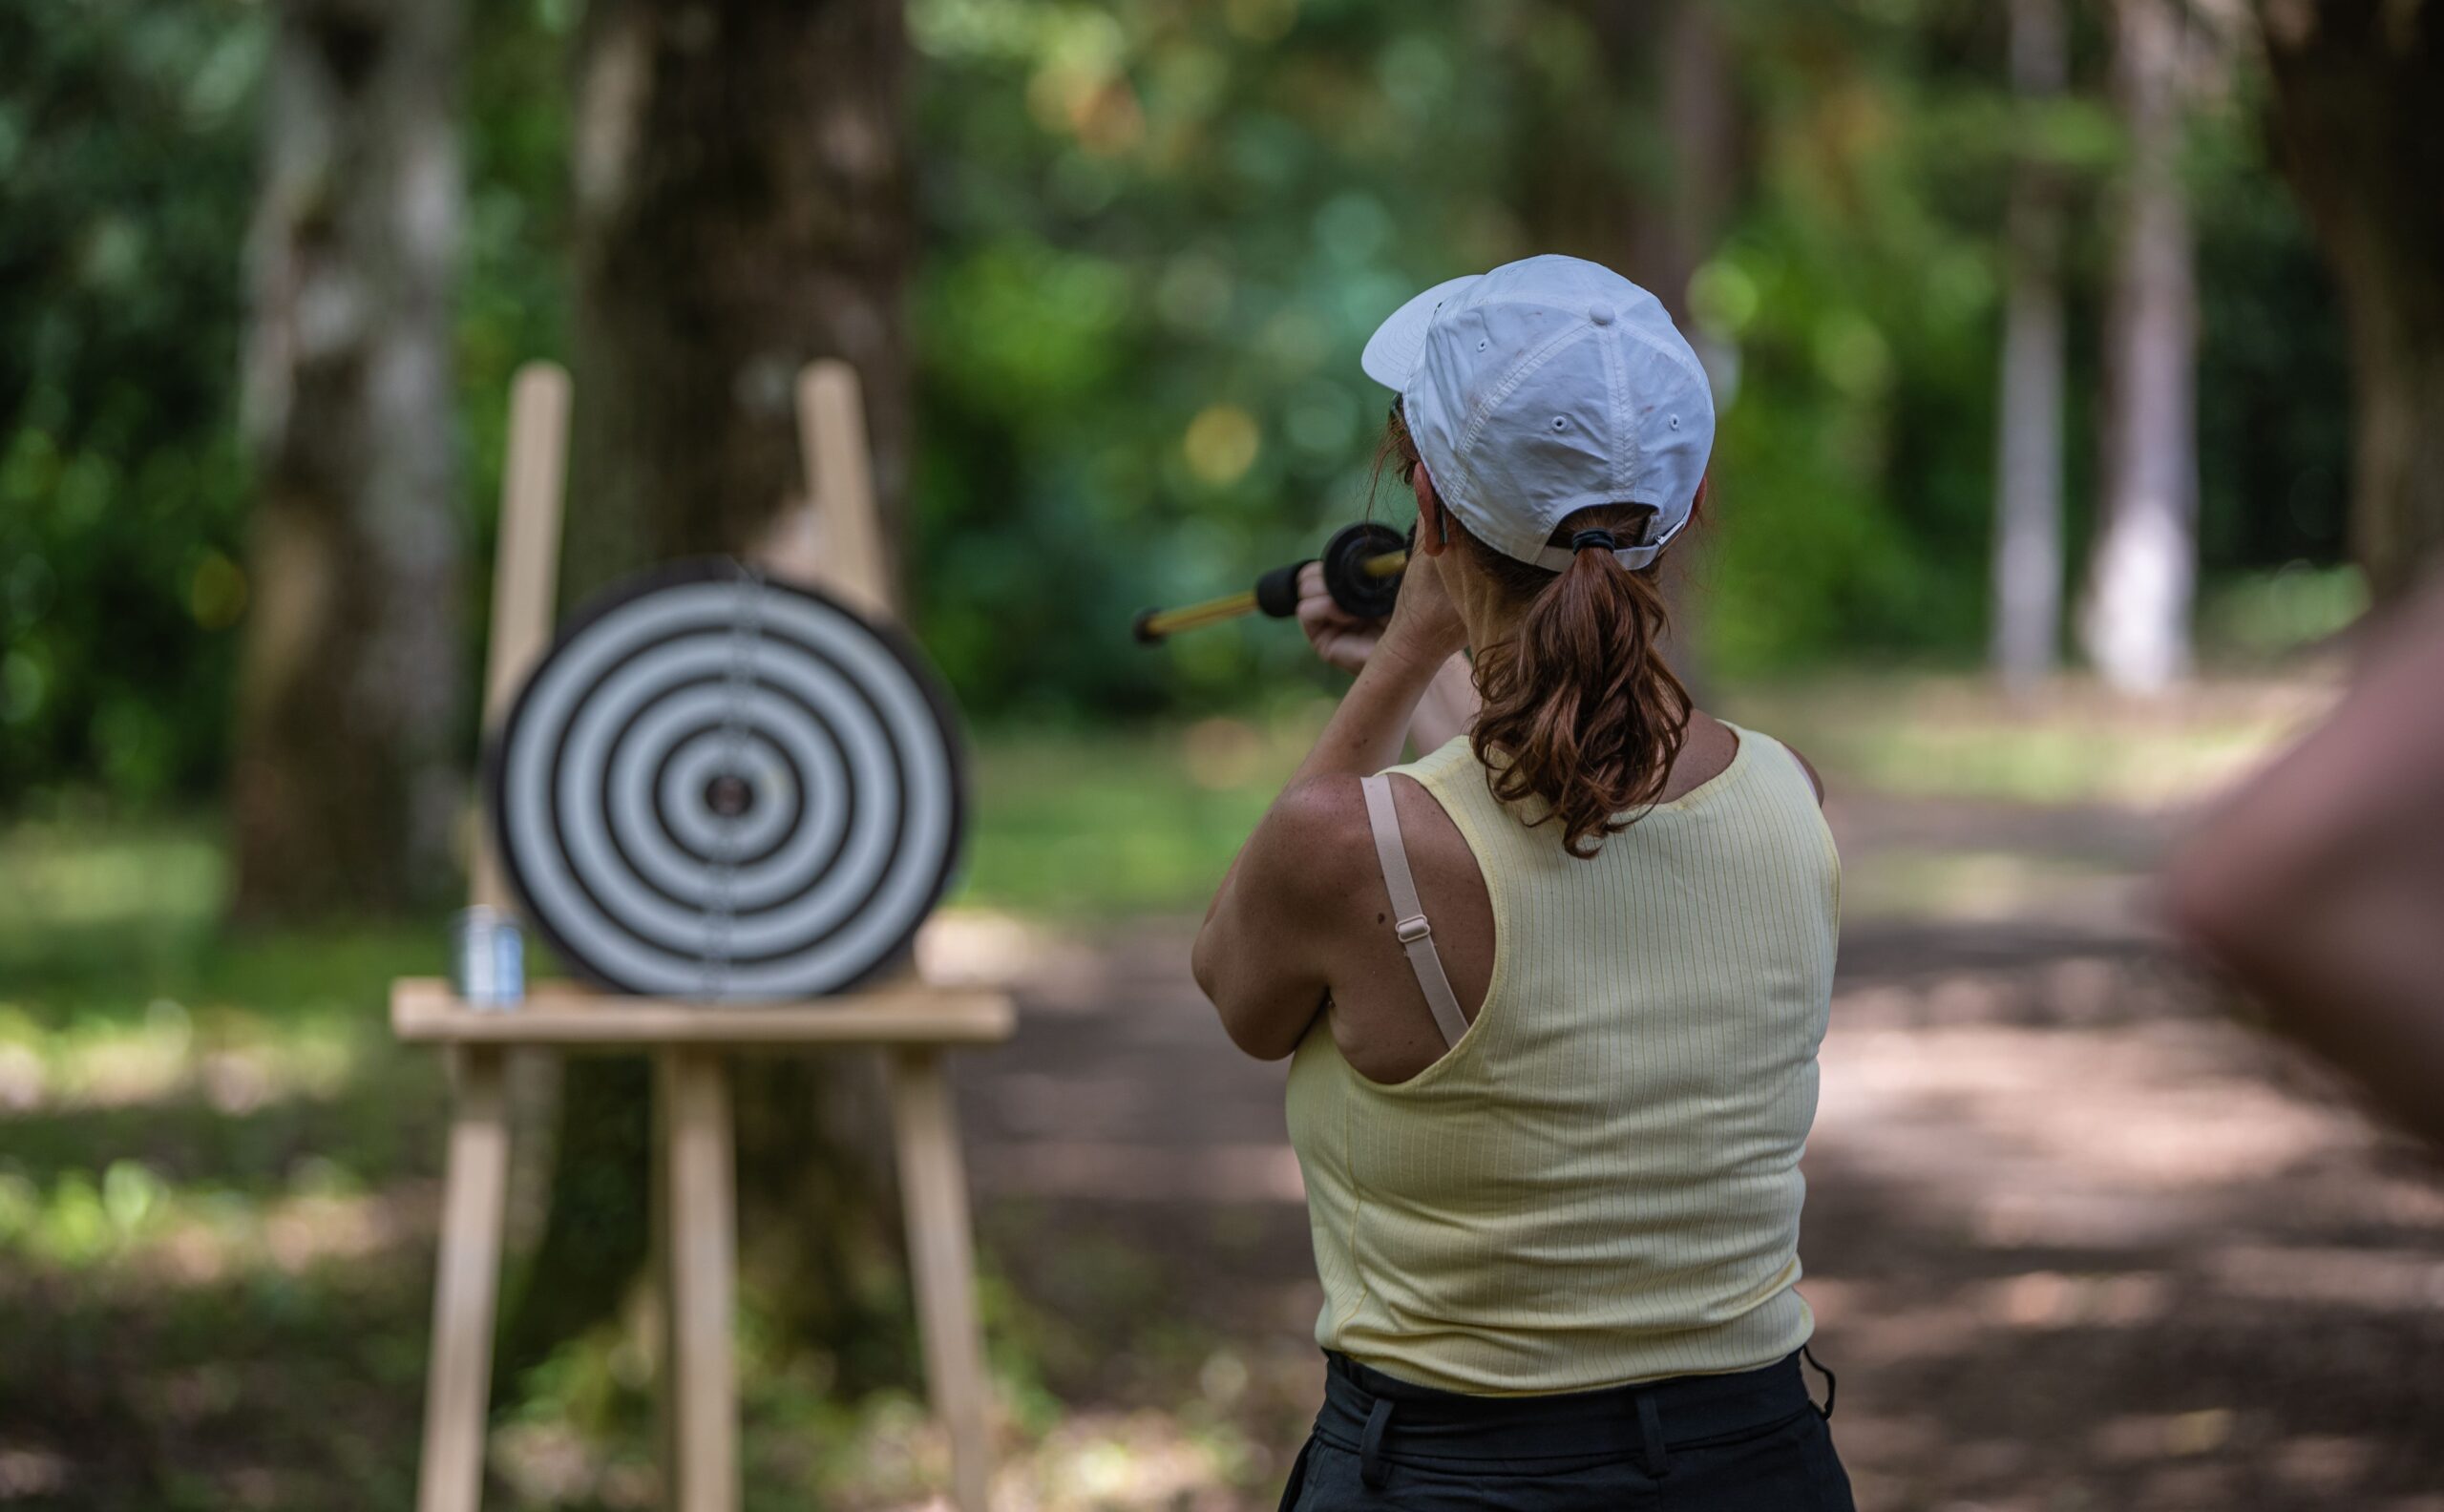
[1295,543,1468,676]
[1294,560,1383,675]
[1377,538,1469,671]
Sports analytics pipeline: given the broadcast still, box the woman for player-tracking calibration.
[1192,255,1853,1510]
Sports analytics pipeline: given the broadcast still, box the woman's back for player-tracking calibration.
[1196,253,1855,1506]
[1286,724,1840,1396]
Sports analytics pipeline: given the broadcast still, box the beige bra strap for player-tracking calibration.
[1359,773,1471,1049]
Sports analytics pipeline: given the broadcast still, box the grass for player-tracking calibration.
[1719,672,2335,808]
[0,673,2328,959]
[951,710,1323,919]
[954,672,2339,919]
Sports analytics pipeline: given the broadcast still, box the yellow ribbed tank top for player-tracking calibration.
[1284,724,1839,1396]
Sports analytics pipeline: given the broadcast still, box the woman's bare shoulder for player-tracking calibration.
[1656,708,1741,804]
[1246,775,1384,915]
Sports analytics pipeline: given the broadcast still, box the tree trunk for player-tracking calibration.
[1510,0,1737,690]
[2079,0,2199,694]
[232,0,463,920]
[1516,0,1734,325]
[1991,0,2069,691]
[500,0,919,1398]
[1635,0,1735,690]
[1633,0,1736,328]
[2257,0,2444,601]
[557,0,913,600]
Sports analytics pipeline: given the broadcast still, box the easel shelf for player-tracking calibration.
[392,978,1015,1047]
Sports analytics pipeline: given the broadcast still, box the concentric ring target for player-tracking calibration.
[488,559,967,999]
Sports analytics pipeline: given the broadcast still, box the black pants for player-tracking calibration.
[1278,1350,1855,1510]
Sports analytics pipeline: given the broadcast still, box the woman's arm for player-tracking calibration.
[1191,554,1470,1059]
[1291,560,1480,754]
[1190,638,1446,1059]
[2162,577,2444,1145]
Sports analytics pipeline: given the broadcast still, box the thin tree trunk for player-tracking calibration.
[1522,0,1733,323]
[233,0,463,919]
[1991,0,2069,691]
[1512,0,1737,691]
[2257,0,2444,601]
[500,0,919,1396]
[1640,0,1735,693]
[2080,0,2199,694]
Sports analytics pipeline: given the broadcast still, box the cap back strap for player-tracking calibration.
[1359,773,1471,1050]
[1523,507,1687,573]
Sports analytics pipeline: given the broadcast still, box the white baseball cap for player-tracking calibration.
[1360,254,1715,572]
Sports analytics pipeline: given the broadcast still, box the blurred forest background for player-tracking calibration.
[7,0,2444,1508]
[3,0,2410,833]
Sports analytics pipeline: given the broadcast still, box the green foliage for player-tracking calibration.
[953,712,1321,916]
[0,0,575,810]
[2199,562,2366,661]
[2189,65,2353,572]
[904,0,2350,699]
[0,0,2361,811]
[458,0,579,729]
[0,0,265,805]
[1696,1,2027,670]
[905,0,1512,718]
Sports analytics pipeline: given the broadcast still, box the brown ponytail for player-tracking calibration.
[1380,406,1695,857]
[1468,522,1692,856]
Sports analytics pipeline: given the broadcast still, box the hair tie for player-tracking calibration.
[1569,529,1619,555]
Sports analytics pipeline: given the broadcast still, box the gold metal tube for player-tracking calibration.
[1133,590,1260,641]
[1132,546,1407,643]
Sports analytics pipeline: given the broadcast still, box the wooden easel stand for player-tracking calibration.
[401,362,1007,1512]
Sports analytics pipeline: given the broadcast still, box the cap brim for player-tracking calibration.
[1360,274,1481,388]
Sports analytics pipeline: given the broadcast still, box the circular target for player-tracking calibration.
[489,559,967,999]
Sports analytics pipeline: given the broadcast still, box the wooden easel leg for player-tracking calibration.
[888,1048,993,1512]
[658,1048,739,1512]
[418,1047,512,1512]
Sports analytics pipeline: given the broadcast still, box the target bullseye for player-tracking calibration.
[489,559,967,999]
[705,774,754,818]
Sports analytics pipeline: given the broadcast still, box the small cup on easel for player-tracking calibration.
[451,907,526,1010]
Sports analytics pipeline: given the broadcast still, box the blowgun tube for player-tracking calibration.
[1132,537,1408,644]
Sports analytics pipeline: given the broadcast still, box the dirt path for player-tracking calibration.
[926,790,2444,1512]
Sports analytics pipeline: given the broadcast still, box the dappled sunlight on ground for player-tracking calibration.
[938,690,2444,1508]
[4,681,2439,1510]
[945,901,2444,1510]
[0,998,360,1115]
[1789,953,2444,1511]
[916,908,1105,988]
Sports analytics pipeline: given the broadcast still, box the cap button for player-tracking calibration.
[1589,304,1614,326]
